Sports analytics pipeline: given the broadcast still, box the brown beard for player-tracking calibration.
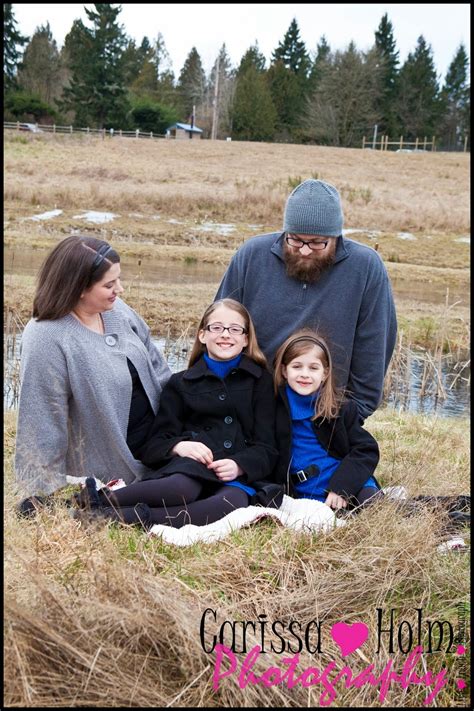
[283,240,337,283]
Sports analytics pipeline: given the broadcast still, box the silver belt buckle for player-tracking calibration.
[296,469,307,483]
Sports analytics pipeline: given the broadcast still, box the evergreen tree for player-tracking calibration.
[303,43,382,147]
[267,59,301,138]
[374,13,400,137]
[17,23,62,106]
[121,37,153,87]
[396,35,441,141]
[237,42,266,76]
[269,19,311,138]
[61,4,129,128]
[4,3,29,91]
[153,32,177,107]
[272,18,310,76]
[177,47,206,118]
[308,35,331,94]
[232,64,276,141]
[439,44,470,150]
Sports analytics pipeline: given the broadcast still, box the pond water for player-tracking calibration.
[4,334,470,418]
[4,246,470,417]
[3,246,471,305]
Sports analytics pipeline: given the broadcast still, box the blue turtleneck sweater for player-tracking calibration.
[202,352,255,497]
[286,385,377,501]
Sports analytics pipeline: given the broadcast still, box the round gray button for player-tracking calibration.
[218,393,227,401]
[224,416,233,424]
[105,335,117,346]
[223,440,232,449]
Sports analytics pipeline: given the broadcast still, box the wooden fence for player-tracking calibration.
[3,121,169,140]
[362,135,437,151]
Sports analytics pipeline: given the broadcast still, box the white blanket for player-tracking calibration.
[148,495,345,546]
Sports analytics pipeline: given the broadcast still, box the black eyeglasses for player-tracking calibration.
[285,234,329,251]
[205,323,248,335]
[91,244,113,272]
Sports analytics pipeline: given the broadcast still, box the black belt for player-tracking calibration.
[290,464,320,484]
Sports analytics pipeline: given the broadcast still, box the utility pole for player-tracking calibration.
[211,54,220,140]
[372,123,378,150]
[189,104,195,139]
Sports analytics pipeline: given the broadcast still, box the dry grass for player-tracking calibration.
[4,130,470,234]
[4,132,470,707]
[4,410,470,707]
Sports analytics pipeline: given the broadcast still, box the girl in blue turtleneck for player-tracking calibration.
[273,329,382,512]
[77,299,281,528]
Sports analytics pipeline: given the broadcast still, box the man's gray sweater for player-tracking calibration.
[15,298,171,497]
[216,232,397,420]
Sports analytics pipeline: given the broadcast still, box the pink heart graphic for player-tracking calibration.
[456,679,466,690]
[331,622,369,656]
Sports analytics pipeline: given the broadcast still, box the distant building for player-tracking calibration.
[166,122,203,140]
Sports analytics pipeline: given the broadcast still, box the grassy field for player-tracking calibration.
[4,410,471,707]
[4,131,470,707]
[3,130,471,352]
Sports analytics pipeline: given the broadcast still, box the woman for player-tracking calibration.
[15,235,171,510]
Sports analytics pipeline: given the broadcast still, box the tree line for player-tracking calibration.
[3,4,470,150]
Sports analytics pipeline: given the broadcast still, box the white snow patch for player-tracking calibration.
[167,218,186,224]
[343,228,381,237]
[73,211,118,224]
[455,236,470,244]
[397,232,417,241]
[196,222,236,235]
[27,209,63,221]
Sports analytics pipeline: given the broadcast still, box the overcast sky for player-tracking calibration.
[12,3,470,80]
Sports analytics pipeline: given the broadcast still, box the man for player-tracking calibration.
[215,179,397,421]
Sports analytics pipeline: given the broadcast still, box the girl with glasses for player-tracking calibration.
[75,299,282,528]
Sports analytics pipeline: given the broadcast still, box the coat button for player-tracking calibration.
[223,440,232,449]
[224,416,233,424]
[105,335,117,346]
[219,393,227,401]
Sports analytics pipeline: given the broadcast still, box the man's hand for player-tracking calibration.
[207,459,242,482]
[171,441,213,465]
[325,492,348,510]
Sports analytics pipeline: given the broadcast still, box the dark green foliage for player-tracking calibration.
[308,35,331,94]
[128,97,178,134]
[232,65,276,141]
[237,43,266,76]
[17,23,63,107]
[396,36,441,141]
[269,19,311,137]
[61,4,129,128]
[374,13,400,137]
[4,90,60,122]
[272,18,310,77]
[177,47,206,118]
[439,44,470,150]
[3,3,29,91]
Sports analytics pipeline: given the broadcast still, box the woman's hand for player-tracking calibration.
[207,459,242,482]
[171,441,213,465]
[325,492,347,510]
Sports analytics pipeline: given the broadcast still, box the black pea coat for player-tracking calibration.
[274,385,380,499]
[138,356,283,507]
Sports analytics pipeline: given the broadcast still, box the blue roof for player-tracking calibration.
[168,122,203,133]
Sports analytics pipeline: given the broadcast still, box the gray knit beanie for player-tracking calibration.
[283,179,344,237]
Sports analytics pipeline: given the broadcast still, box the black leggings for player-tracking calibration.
[105,474,249,528]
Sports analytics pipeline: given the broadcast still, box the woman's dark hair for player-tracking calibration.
[33,235,120,320]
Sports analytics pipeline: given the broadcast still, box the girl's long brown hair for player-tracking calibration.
[188,299,267,368]
[273,329,344,420]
